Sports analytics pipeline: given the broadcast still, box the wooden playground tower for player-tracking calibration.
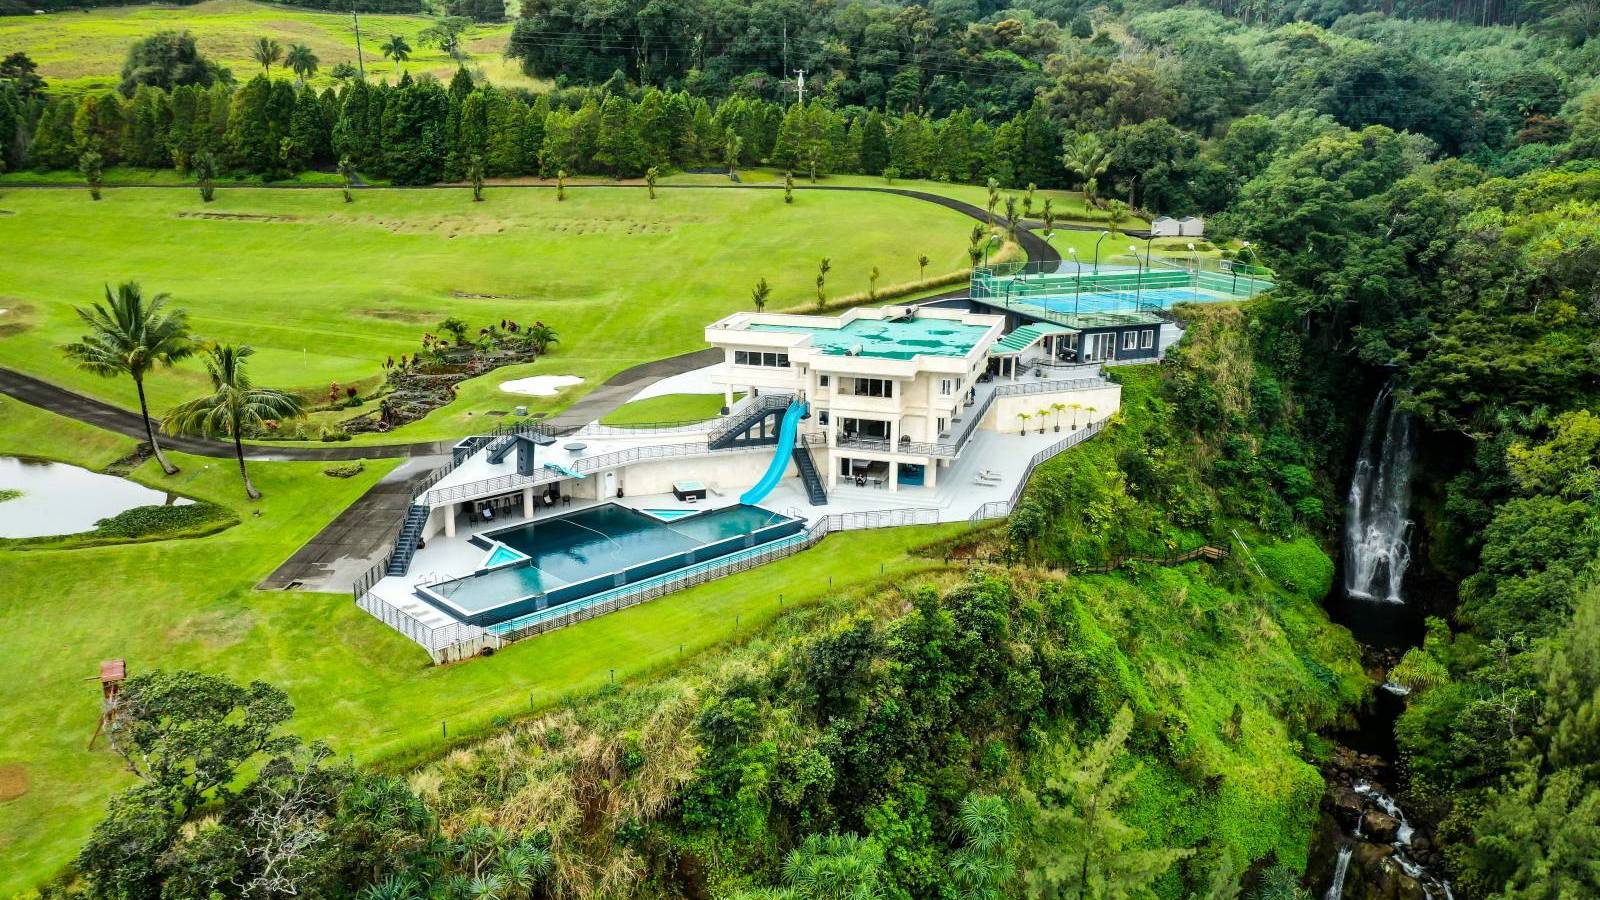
[87,658,126,749]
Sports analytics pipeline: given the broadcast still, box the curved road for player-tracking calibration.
[0,182,1060,461]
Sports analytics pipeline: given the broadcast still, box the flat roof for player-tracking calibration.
[745,316,992,361]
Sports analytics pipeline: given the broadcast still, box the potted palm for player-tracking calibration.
[1016,412,1031,436]
[1051,402,1066,432]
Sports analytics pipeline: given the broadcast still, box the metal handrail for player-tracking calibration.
[419,430,827,507]
[993,375,1110,396]
[969,419,1105,521]
[707,392,793,445]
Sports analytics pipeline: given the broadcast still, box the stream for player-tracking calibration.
[1316,383,1458,900]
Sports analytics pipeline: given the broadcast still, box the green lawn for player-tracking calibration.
[0,0,537,95]
[0,185,974,442]
[599,391,735,427]
[0,396,971,893]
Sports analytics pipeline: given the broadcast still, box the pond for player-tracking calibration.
[0,456,193,539]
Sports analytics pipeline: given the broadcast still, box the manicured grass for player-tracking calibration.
[0,394,136,469]
[0,398,972,893]
[0,0,537,95]
[0,166,357,186]
[0,185,975,441]
[599,391,736,427]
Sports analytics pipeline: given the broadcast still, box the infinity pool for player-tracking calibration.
[420,503,803,625]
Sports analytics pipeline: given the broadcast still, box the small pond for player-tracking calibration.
[0,456,193,539]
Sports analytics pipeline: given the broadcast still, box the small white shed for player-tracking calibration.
[1179,216,1206,237]
[1150,216,1181,237]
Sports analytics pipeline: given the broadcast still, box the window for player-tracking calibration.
[939,378,957,396]
[734,350,790,368]
[854,378,892,398]
[819,411,829,426]
[937,417,948,435]
[1121,330,1138,351]
[819,374,830,387]
[1140,329,1155,349]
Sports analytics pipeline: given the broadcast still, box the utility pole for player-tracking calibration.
[782,21,789,81]
[795,68,806,105]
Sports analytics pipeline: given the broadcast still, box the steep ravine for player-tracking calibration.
[1310,384,1458,900]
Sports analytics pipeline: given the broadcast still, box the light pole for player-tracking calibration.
[981,232,1002,268]
[1187,241,1199,294]
[1092,230,1108,275]
[1068,247,1082,319]
[1239,241,1256,296]
[1130,244,1144,310]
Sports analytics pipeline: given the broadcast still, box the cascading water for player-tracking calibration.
[1324,846,1353,900]
[1344,382,1417,604]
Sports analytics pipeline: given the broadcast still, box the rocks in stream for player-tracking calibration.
[1312,744,1455,900]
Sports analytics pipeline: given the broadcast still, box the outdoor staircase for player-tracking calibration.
[386,503,430,577]
[792,445,828,505]
[708,395,790,450]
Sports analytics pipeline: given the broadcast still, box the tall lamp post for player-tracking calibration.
[981,232,1002,268]
[1068,247,1082,318]
[1130,244,1144,310]
[1187,242,1199,295]
[1239,241,1257,296]
[1092,230,1108,275]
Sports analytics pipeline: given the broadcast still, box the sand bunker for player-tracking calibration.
[500,375,583,396]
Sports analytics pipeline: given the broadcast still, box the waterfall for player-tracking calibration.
[1344,382,1417,603]
[1324,846,1353,900]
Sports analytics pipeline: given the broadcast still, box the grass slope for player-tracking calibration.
[0,0,535,95]
[0,396,970,893]
[599,392,732,427]
[0,185,973,441]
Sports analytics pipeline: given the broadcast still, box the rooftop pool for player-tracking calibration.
[419,503,804,625]
[748,317,992,360]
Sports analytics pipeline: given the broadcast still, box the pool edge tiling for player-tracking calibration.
[416,503,804,627]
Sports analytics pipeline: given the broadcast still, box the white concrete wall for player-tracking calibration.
[613,449,791,498]
[985,384,1122,435]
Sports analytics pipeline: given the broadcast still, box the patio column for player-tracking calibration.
[724,384,734,410]
[926,376,938,441]
[888,418,900,493]
[444,503,456,537]
[926,458,938,489]
[522,486,534,518]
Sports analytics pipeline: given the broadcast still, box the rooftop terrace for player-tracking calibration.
[745,316,993,360]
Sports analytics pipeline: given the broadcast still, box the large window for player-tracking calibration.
[1122,330,1138,351]
[939,378,958,396]
[1140,329,1155,349]
[853,377,893,398]
[734,350,790,368]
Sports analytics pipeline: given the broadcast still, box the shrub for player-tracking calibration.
[319,425,352,442]
[0,488,20,504]
[323,462,365,478]
[91,503,234,539]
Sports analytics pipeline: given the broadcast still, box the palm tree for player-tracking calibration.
[1068,402,1083,429]
[1042,197,1056,238]
[1105,199,1128,237]
[917,254,930,280]
[1061,132,1110,206]
[63,283,195,475]
[1016,411,1031,436]
[467,153,484,201]
[380,34,411,70]
[250,37,283,74]
[868,266,880,299]
[162,344,304,500]
[284,44,319,85]
[1051,401,1067,432]
[524,323,558,354]
[751,277,771,312]
[338,155,357,202]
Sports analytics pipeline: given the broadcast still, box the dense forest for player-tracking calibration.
[5,0,1600,895]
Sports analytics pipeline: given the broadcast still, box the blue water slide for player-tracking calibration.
[739,398,808,505]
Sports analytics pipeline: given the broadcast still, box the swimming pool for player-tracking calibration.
[419,503,804,625]
[748,317,993,360]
